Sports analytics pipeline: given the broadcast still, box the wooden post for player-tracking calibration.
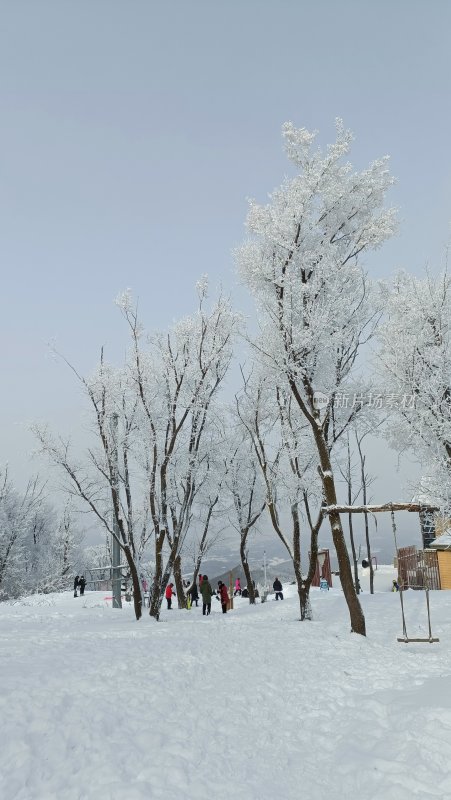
[228,570,234,610]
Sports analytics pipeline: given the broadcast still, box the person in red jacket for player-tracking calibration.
[165,583,175,610]
[218,581,229,614]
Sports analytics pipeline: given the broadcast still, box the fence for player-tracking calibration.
[397,546,441,590]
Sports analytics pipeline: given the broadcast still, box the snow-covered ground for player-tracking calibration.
[2,576,451,800]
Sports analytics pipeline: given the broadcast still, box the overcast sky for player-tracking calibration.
[1,0,450,550]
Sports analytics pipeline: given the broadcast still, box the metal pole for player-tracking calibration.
[263,549,267,589]
[110,413,122,610]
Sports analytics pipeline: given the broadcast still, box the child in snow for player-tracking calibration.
[79,576,86,596]
[73,575,80,598]
[218,581,229,613]
[188,582,199,607]
[165,583,175,609]
[273,577,283,600]
[234,578,241,596]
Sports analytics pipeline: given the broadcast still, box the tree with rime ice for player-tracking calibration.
[34,280,238,621]
[182,422,231,599]
[237,119,397,635]
[236,370,323,620]
[225,426,266,604]
[337,426,380,595]
[378,268,451,508]
[117,279,239,618]
[0,469,81,599]
[0,470,45,598]
[33,359,152,621]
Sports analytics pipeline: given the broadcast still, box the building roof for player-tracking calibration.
[429,530,451,549]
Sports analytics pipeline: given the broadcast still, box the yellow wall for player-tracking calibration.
[437,551,451,589]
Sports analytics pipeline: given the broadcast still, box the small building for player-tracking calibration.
[311,549,332,588]
[429,530,451,589]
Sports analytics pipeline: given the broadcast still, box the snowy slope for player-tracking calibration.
[1,582,451,800]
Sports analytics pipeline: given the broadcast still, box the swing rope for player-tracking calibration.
[391,504,439,643]
[391,507,408,640]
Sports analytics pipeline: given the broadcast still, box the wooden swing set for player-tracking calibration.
[322,502,440,644]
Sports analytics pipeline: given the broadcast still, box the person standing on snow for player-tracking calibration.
[234,577,241,596]
[273,577,283,600]
[200,575,214,615]
[218,581,229,613]
[73,575,80,598]
[165,583,175,610]
[79,576,86,596]
[188,581,199,607]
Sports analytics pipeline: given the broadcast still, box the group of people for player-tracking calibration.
[199,576,230,614]
[165,575,230,615]
[74,570,283,607]
[164,574,284,612]
[73,575,86,597]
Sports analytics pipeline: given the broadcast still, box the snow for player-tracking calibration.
[430,531,451,549]
[2,579,451,800]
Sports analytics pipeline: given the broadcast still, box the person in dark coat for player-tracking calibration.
[273,577,283,600]
[188,581,199,607]
[200,576,214,615]
[73,575,80,598]
[218,581,229,614]
[165,583,175,609]
[79,576,86,596]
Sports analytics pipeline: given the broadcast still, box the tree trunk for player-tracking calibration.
[190,562,201,593]
[315,431,366,636]
[149,529,165,619]
[149,534,180,620]
[173,554,187,609]
[240,534,256,604]
[123,544,142,621]
[291,503,312,621]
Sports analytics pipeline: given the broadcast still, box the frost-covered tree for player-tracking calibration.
[337,428,379,595]
[182,424,230,598]
[379,268,451,507]
[0,470,80,599]
[0,471,44,598]
[27,500,83,594]
[33,359,151,620]
[225,429,266,604]
[117,279,238,619]
[35,281,237,621]
[236,372,323,620]
[237,120,396,635]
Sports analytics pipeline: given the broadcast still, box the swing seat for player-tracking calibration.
[397,636,439,643]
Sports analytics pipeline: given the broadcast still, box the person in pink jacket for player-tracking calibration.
[234,577,242,596]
